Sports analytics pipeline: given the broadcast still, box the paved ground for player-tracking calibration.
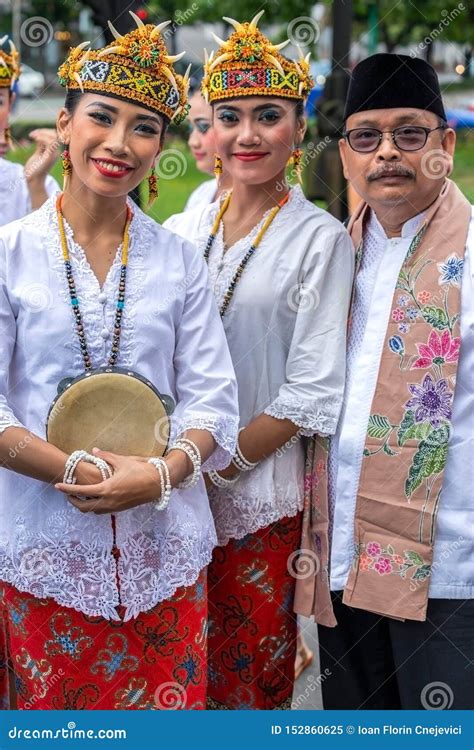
[292,616,323,710]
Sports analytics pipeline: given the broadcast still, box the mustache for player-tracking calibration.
[367,164,416,181]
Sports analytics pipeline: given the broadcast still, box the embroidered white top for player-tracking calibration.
[0,158,59,225]
[0,196,239,620]
[164,185,354,545]
[329,207,474,599]
[184,178,218,212]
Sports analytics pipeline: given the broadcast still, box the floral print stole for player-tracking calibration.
[343,179,471,622]
[294,179,471,626]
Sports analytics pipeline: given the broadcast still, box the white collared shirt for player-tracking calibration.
[329,207,474,599]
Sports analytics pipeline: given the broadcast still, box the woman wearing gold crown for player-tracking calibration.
[0,13,239,709]
[164,12,354,709]
[0,36,59,225]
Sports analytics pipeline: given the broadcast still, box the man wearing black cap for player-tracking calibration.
[317,54,474,709]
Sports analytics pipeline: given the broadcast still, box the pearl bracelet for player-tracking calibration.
[232,428,259,473]
[208,469,239,488]
[169,438,202,490]
[63,450,112,485]
[148,457,172,510]
[64,450,88,485]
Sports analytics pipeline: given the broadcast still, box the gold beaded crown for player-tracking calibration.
[58,11,190,124]
[0,35,20,90]
[201,11,313,104]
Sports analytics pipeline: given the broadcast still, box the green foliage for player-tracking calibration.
[367,414,392,440]
[29,0,77,26]
[352,0,473,50]
[398,410,433,446]
[405,423,450,497]
[421,307,450,331]
[191,0,315,25]
[405,550,424,566]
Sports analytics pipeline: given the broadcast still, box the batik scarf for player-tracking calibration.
[294,179,471,624]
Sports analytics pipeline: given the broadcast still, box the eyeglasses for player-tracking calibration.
[343,125,446,153]
[188,121,211,135]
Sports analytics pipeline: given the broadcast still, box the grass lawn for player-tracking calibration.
[6,134,474,223]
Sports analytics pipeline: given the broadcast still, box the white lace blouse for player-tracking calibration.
[0,196,239,620]
[164,186,354,544]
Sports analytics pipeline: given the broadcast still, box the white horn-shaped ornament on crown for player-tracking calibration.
[150,20,172,39]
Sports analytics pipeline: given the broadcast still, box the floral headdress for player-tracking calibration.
[201,11,313,104]
[0,35,20,90]
[58,11,190,124]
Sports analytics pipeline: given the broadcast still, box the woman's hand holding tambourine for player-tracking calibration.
[55,448,167,515]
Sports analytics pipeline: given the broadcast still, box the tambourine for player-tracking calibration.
[46,367,175,457]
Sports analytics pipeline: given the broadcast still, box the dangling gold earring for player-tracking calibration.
[288,147,303,184]
[4,126,13,150]
[147,164,158,208]
[214,154,222,178]
[61,148,72,191]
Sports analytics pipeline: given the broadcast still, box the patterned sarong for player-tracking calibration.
[0,569,207,710]
[207,513,302,709]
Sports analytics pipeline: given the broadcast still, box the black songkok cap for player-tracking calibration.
[344,53,446,122]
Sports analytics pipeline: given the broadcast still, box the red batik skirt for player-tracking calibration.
[0,569,207,710]
[0,615,9,709]
[207,512,302,709]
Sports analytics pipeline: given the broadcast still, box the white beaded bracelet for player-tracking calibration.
[175,437,201,460]
[63,450,112,485]
[64,450,88,485]
[208,469,239,488]
[148,457,172,510]
[232,428,259,473]
[169,438,202,490]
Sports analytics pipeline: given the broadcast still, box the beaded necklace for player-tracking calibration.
[204,190,290,316]
[56,193,133,371]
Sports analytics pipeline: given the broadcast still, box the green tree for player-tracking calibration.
[353,0,473,63]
